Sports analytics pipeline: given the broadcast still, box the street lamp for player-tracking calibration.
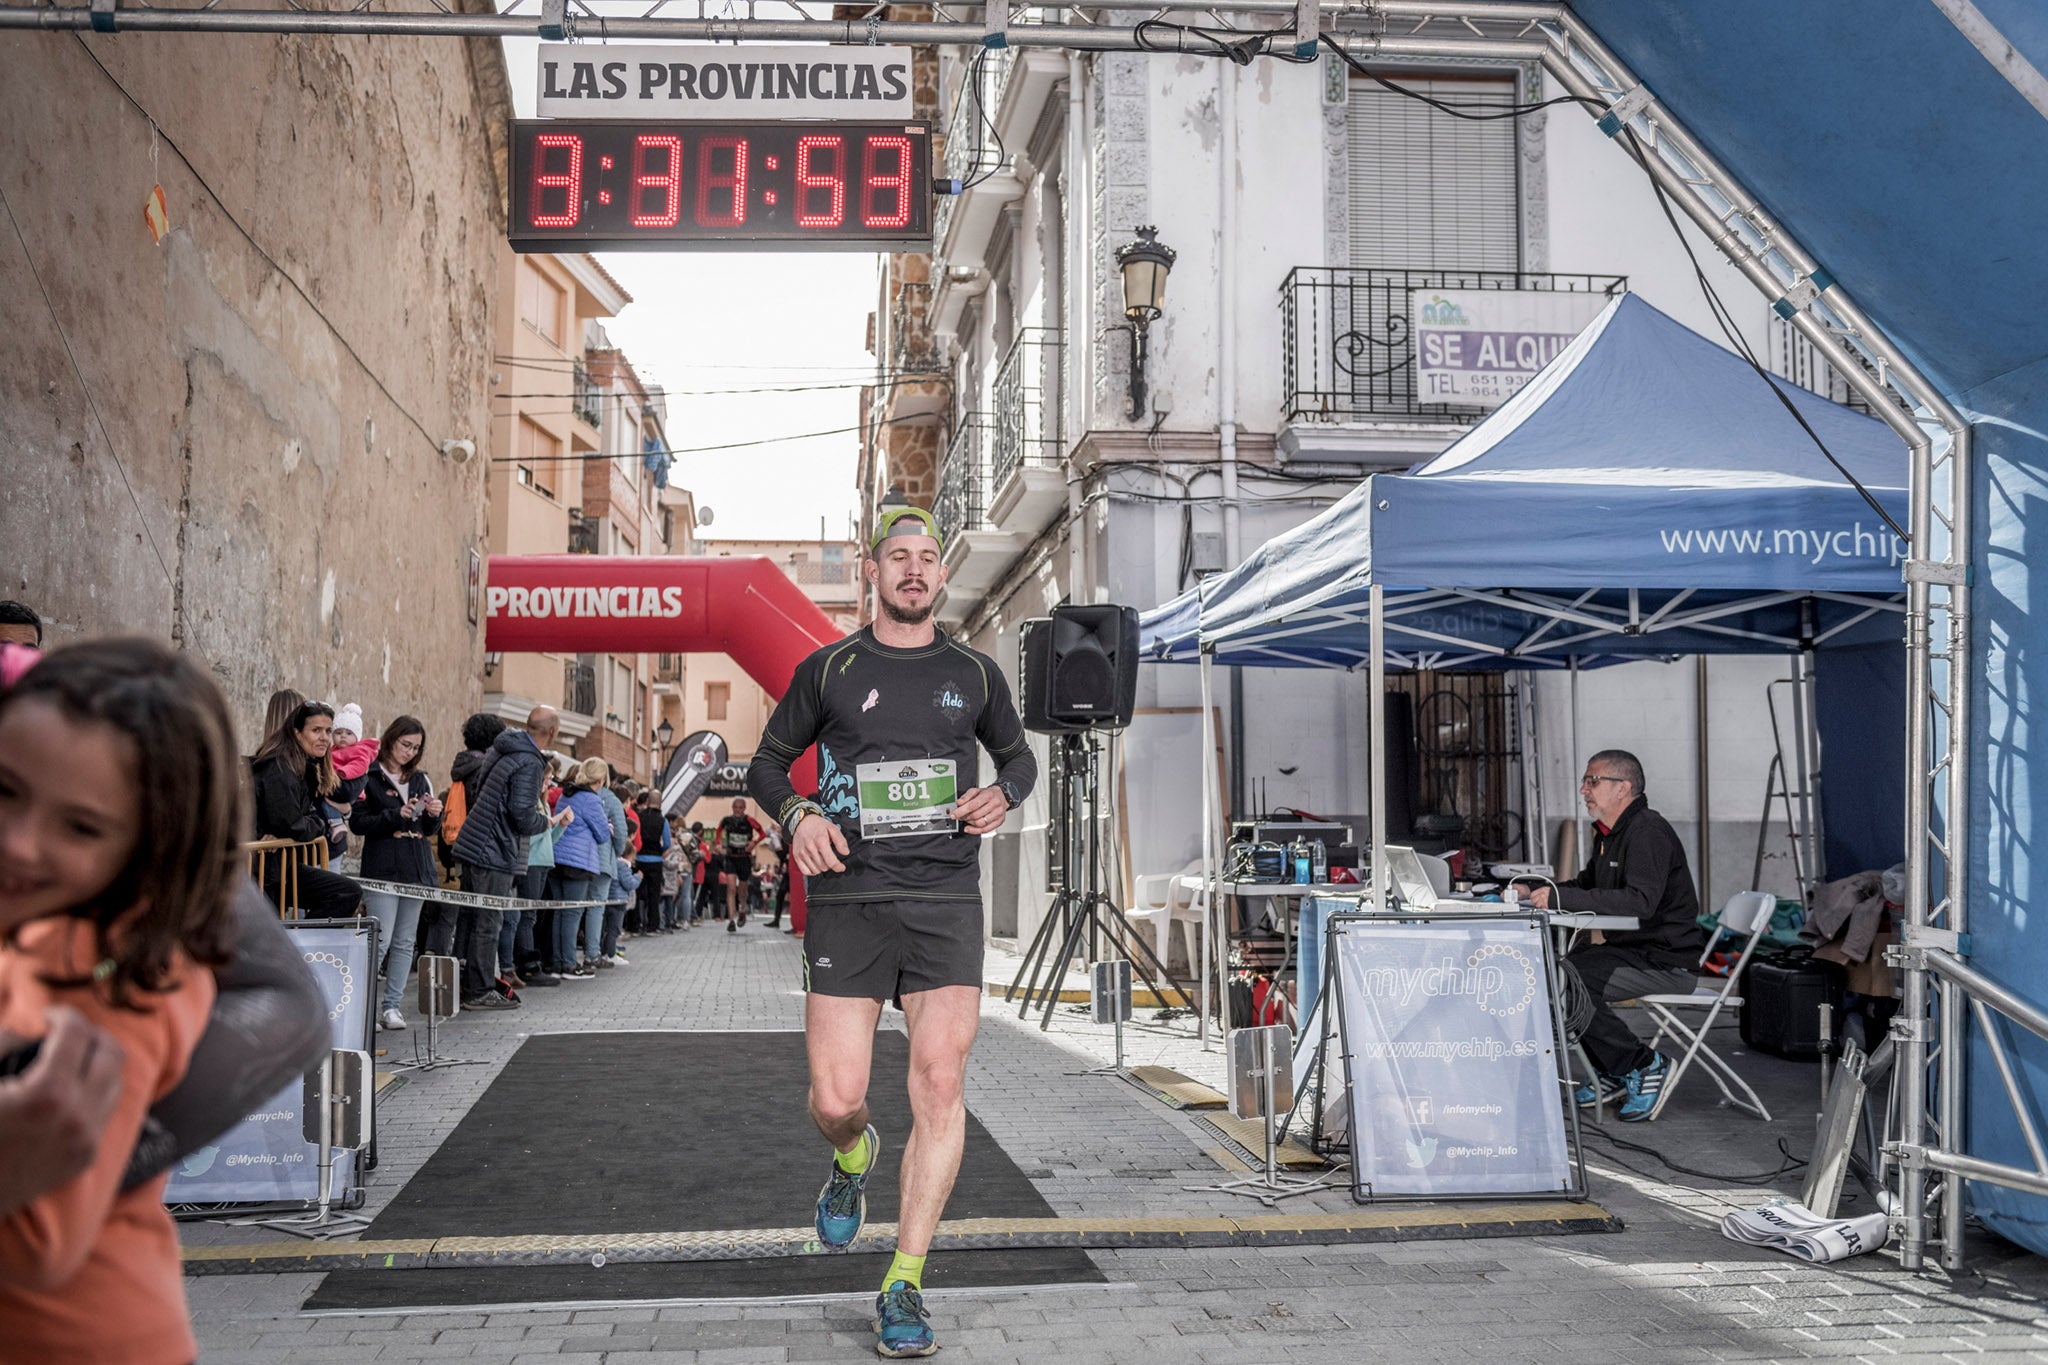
[654,717,675,764]
[1114,225,1176,421]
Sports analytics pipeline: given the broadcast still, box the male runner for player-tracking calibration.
[716,797,767,930]
[749,505,1035,1359]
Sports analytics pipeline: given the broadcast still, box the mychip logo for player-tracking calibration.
[1361,945,1537,1017]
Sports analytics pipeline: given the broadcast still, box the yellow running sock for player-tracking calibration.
[834,1130,872,1175]
[883,1251,925,1292]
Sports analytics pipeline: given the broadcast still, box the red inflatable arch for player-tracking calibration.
[484,554,845,932]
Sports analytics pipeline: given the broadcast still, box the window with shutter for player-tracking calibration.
[1347,74,1520,272]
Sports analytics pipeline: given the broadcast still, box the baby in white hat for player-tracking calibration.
[332,702,365,746]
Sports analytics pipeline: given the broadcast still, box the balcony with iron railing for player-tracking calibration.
[932,411,993,547]
[986,327,1068,538]
[571,360,602,429]
[931,50,1013,255]
[991,328,1061,488]
[1281,267,1630,425]
[785,559,859,588]
[563,658,597,718]
[653,653,682,685]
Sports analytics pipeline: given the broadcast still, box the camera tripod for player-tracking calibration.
[1005,731,1187,1031]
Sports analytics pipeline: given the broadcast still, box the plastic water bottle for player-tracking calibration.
[1292,837,1311,885]
[1310,839,1327,884]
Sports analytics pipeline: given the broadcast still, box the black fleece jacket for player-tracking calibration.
[1557,795,1705,969]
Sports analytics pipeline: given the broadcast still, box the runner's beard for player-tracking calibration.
[880,586,934,625]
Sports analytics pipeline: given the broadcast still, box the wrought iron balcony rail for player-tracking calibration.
[1280,267,1627,423]
[933,411,994,545]
[932,48,1013,251]
[563,659,597,717]
[784,559,858,588]
[992,327,1062,492]
[572,360,601,427]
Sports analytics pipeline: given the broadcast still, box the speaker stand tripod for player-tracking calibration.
[1005,731,1186,1032]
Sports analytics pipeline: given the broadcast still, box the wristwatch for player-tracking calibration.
[998,779,1024,811]
[785,800,827,836]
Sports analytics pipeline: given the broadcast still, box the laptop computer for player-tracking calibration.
[1384,844,1507,913]
[1383,844,1439,911]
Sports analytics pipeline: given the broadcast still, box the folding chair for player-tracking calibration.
[1637,889,1778,1121]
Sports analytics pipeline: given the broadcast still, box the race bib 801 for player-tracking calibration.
[856,758,959,840]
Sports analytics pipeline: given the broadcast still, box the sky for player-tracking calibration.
[503,34,876,544]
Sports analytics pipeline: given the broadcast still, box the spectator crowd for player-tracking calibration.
[245,689,789,1024]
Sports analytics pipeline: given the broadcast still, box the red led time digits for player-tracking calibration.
[517,120,924,244]
[630,134,683,228]
[795,135,846,228]
[530,133,583,228]
[862,135,913,230]
[695,136,748,227]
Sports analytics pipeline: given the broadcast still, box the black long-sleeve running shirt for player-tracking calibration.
[749,627,1036,904]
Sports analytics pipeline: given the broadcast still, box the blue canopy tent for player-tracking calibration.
[1141,290,1911,1063]
[1144,292,1910,672]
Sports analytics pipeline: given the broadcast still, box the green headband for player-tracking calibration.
[870,507,944,553]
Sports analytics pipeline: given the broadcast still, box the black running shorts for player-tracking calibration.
[718,853,754,881]
[802,900,984,1000]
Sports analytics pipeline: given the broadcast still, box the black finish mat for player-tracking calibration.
[304,1030,1101,1309]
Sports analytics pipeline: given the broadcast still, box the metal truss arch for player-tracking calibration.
[3,0,1983,1271]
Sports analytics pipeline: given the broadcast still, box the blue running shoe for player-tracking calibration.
[814,1125,879,1250]
[1574,1071,1625,1109]
[873,1280,937,1358]
[1618,1053,1669,1122]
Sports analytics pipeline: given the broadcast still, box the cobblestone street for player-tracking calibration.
[181,921,2048,1363]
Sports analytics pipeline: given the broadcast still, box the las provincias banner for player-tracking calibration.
[537,43,914,121]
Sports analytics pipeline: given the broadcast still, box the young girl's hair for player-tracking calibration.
[0,637,243,1008]
[379,715,427,778]
[261,687,305,747]
[251,699,339,798]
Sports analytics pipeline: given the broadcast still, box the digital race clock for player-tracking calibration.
[508,118,932,252]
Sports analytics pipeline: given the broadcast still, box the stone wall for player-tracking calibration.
[0,22,510,757]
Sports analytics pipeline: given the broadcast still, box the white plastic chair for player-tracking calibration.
[1125,860,1208,975]
[1635,889,1778,1121]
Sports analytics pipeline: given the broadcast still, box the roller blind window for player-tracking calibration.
[1347,74,1520,272]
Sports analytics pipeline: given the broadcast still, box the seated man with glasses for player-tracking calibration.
[1524,749,1704,1121]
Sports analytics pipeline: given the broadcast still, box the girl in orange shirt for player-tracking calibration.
[0,638,246,1365]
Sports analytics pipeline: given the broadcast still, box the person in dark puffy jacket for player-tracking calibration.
[448,708,556,1008]
[349,716,442,1031]
[422,713,505,959]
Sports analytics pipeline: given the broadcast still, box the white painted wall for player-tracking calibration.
[1531,655,1807,908]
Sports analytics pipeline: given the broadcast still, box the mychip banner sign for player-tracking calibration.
[1410,288,1609,408]
[537,43,914,120]
[1332,916,1573,1198]
[164,920,375,1207]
